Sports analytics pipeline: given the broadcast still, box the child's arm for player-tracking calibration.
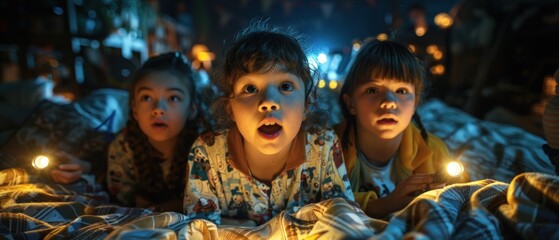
[183,142,223,225]
[106,137,136,206]
[322,132,355,201]
[364,173,443,218]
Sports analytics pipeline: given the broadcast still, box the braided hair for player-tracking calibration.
[125,52,200,204]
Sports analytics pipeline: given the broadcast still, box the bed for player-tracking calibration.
[1,98,558,239]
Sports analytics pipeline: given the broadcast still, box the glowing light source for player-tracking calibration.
[328,80,338,89]
[434,13,453,29]
[426,44,438,54]
[191,44,215,70]
[318,79,326,88]
[446,161,464,177]
[317,53,328,64]
[352,42,361,52]
[433,50,443,60]
[430,64,445,75]
[415,26,426,37]
[376,33,388,41]
[434,161,464,183]
[32,155,50,169]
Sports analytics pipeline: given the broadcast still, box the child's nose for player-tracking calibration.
[259,87,281,112]
[380,92,397,109]
[260,102,280,112]
[152,101,167,116]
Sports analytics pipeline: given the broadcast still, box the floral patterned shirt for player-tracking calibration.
[183,127,354,225]
[107,132,173,206]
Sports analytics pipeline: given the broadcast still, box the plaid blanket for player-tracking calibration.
[1,168,557,239]
[417,99,556,182]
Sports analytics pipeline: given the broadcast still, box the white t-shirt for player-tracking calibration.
[357,148,396,198]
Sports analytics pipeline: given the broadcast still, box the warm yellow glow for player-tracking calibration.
[352,42,361,52]
[426,44,438,54]
[318,79,326,88]
[408,44,416,53]
[430,64,445,75]
[191,44,209,56]
[32,155,50,169]
[446,161,464,177]
[415,27,426,37]
[433,50,443,60]
[544,75,556,95]
[376,33,388,41]
[434,13,453,29]
[328,80,338,89]
[196,52,215,62]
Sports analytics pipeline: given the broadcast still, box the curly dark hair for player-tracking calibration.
[210,20,327,132]
[125,52,200,204]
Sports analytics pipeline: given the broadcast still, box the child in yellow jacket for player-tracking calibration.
[337,39,465,219]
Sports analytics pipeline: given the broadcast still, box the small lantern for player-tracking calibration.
[32,155,51,170]
[435,161,464,182]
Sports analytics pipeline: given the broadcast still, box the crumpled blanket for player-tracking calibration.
[2,168,557,239]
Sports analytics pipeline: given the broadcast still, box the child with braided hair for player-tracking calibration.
[107,52,201,212]
[337,39,458,219]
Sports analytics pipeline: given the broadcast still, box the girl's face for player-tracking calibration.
[133,71,193,145]
[343,78,416,140]
[229,64,306,155]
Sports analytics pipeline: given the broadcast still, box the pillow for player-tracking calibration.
[0,88,129,178]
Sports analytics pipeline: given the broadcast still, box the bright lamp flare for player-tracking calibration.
[446,161,463,177]
[32,155,50,169]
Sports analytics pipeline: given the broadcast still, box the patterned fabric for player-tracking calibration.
[0,99,119,177]
[106,132,176,206]
[417,99,556,182]
[338,123,454,211]
[1,166,558,239]
[183,127,354,225]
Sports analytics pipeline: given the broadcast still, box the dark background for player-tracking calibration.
[1,0,558,136]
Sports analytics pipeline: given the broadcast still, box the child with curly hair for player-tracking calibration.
[183,22,354,226]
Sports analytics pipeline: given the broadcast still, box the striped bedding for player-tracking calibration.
[1,99,558,239]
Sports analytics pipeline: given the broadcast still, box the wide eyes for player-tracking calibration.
[243,85,258,94]
[365,88,378,94]
[279,82,295,91]
[138,94,182,102]
[169,95,182,102]
[240,82,296,94]
[365,87,409,94]
[395,88,408,94]
[139,95,152,102]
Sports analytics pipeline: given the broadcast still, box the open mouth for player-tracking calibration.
[152,122,168,128]
[377,118,397,125]
[258,122,282,139]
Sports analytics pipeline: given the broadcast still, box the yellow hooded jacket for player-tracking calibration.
[338,123,460,212]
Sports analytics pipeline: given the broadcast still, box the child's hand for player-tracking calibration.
[366,173,439,218]
[49,151,91,184]
[392,173,436,199]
